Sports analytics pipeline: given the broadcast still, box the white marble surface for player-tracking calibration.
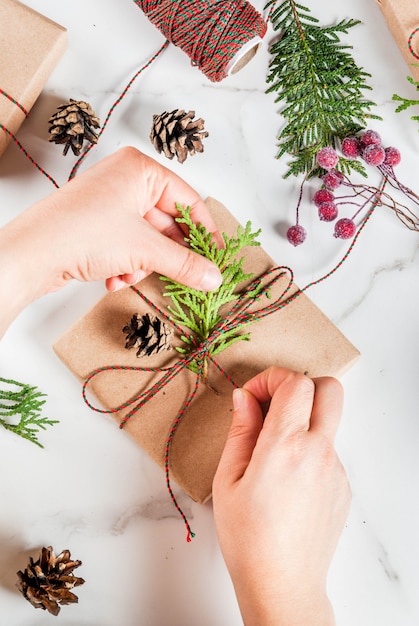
[1,1,419,624]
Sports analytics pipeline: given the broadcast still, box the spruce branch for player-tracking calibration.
[0,377,58,448]
[265,0,380,178]
[161,205,262,374]
[393,74,419,128]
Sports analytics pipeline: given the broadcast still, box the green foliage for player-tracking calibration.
[161,205,262,374]
[393,74,419,127]
[265,0,380,178]
[0,377,58,448]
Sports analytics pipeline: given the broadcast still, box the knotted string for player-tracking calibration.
[82,194,379,542]
[134,0,267,82]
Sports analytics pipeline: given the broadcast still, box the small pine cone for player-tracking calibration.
[16,546,85,616]
[48,99,100,156]
[150,109,209,164]
[123,313,173,357]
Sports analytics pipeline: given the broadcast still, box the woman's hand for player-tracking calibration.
[0,147,222,335]
[213,367,351,626]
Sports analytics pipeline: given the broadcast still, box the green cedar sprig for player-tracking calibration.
[161,204,262,374]
[0,377,58,448]
[265,0,380,178]
[393,74,419,128]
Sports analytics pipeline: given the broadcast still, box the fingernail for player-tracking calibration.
[112,279,126,292]
[233,388,245,411]
[199,266,222,291]
[128,270,147,284]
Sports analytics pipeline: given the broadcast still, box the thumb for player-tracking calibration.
[137,226,223,292]
[166,244,222,291]
[214,388,264,490]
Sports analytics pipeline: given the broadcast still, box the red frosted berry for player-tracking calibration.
[287,224,307,246]
[333,218,356,239]
[312,189,335,206]
[316,147,339,170]
[360,129,382,147]
[341,136,361,159]
[318,201,338,222]
[383,146,401,167]
[362,143,385,166]
[322,169,344,190]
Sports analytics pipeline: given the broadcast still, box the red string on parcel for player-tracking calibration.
[0,89,60,187]
[0,89,29,117]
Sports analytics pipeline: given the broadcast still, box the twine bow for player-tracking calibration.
[82,265,300,540]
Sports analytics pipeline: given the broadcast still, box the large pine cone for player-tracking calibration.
[150,109,209,164]
[48,99,100,156]
[123,313,173,357]
[16,546,85,616]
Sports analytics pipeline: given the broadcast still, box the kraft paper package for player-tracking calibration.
[376,0,419,82]
[0,0,67,158]
[54,198,360,503]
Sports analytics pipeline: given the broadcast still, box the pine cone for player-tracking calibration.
[16,546,85,616]
[48,99,100,156]
[150,109,209,163]
[123,313,173,357]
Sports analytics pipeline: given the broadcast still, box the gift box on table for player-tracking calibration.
[54,198,360,504]
[376,0,419,82]
[0,0,67,158]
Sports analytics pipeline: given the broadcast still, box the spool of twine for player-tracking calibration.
[133,0,267,82]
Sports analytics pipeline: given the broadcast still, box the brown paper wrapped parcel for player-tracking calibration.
[376,0,419,82]
[0,0,67,158]
[54,198,360,503]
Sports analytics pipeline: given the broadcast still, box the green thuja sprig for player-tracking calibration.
[161,204,262,376]
[393,74,419,128]
[266,0,380,178]
[0,377,58,448]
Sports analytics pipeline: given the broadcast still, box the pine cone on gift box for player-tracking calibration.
[123,313,173,357]
[150,109,209,163]
[48,99,100,156]
[16,546,85,616]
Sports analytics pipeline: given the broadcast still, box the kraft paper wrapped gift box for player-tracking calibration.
[376,0,419,82]
[0,0,67,158]
[54,198,360,504]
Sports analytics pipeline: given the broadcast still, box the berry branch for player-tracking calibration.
[287,129,419,246]
[265,0,380,178]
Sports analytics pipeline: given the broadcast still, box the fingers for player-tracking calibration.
[214,388,264,490]
[155,183,223,248]
[309,377,344,442]
[105,270,148,292]
[243,367,315,437]
[106,219,222,292]
[243,367,343,442]
[143,229,222,290]
[137,152,224,248]
[143,207,187,246]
